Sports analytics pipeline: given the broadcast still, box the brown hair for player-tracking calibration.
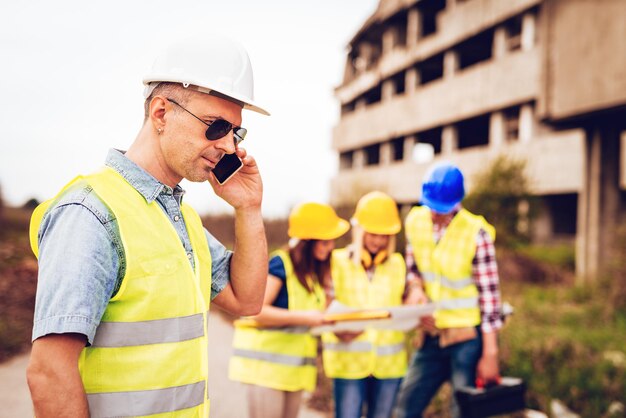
[288,240,331,293]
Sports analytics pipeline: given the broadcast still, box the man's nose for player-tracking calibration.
[215,131,237,154]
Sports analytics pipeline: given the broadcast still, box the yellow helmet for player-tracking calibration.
[352,191,401,235]
[288,202,350,240]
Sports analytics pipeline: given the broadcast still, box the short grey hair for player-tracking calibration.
[143,82,193,121]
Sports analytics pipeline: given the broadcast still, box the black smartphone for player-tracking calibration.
[212,153,243,185]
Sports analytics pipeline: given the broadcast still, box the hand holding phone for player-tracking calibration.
[212,153,244,185]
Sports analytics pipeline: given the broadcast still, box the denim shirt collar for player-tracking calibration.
[104,149,185,204]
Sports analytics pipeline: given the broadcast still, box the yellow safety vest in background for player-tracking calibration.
[405,206,495,329]
[30,167,213,418]
[229,249,326,392]
[322,248,407,379]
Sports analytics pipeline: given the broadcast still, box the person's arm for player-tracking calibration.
[210,147,267,315]
[473,229,502,384]
[252,275,326,327]
[403,242,429,305]
[27,334,89,418]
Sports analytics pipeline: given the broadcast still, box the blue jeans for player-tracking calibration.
[394,331,483,418]
[333,376,402,418]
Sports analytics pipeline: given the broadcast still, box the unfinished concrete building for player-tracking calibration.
[331,0,626,281]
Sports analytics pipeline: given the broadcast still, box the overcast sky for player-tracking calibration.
[0,0,379,217]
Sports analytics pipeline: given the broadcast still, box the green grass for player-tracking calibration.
[500,280,626,416]
[517,243,576,271]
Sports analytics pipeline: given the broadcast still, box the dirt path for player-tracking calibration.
[0,352,31,417]
[0,311,326,418]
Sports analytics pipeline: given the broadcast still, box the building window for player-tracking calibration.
[364,144,380,166]
[504,15,523,52]
[387,11,408,48]
[457,29,494,70]
[417,127,443,154]
[503,106,521,141]
[391,137,404,161]
[545,194,577,236]
[364,85,382,106]
[419,53,444,85]
[457,114,490,149]
[339,150,354,170]
[341,101,356,116]
[419,0,446,38]
[390,70,406,95]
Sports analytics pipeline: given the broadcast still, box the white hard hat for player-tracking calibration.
[143,34,270,116]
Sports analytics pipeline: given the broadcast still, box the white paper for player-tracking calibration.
[310,301,436,335]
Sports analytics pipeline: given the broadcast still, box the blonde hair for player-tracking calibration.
[350,221,396,266]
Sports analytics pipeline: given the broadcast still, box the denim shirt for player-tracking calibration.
[32,149,232,344]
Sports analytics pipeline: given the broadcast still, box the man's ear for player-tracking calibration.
[149,96,168,133]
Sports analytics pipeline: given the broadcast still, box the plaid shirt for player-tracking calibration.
[405,214,503,333]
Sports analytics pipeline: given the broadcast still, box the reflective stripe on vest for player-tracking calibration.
[376,343,405,356]
[233,348,316,366]
[438,298,479,310]
[92,312,206,347]
[255,325,310,335]
[422,272,474,290]
[323,341,372,353]
[88,381,205,418]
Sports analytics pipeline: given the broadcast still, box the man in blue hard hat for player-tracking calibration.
[395,162,503,418]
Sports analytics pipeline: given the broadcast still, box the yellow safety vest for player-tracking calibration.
[229,249,326,392]
[30,167,213,418]
[405,206,495,329]
[322,248,407,379]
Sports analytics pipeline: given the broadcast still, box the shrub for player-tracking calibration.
[463,156,537,248]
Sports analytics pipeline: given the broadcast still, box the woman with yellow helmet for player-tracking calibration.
[322,191,417,418]
[229,202,350,418]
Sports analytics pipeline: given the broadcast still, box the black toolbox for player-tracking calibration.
[455,377,526,418]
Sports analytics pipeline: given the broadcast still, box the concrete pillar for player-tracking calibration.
[492,26,508,59]
[442,125,458,155]
[576,125,622,283]
[519,104,534,143]
[353,149,366,169]
[382,80,395,102]
[383,28,397,56]
[578,127,602,283]
[444,50,459,79]
[489,111,506,148]
[355,98,368,111]
[405,68,419,94]
[521,12,536,51]
[407,8,421,48]
[380,142,392,165]
[404,135,416,162]
[447,0,457,11]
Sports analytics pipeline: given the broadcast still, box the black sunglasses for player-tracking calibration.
[166,98,246,144]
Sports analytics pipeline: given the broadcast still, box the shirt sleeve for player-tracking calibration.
[472,229,503,333]
[268,255,288,309]
[204,229,233,300]
[33,189,120,345]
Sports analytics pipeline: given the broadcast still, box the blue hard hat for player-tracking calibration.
[421,163,465,214]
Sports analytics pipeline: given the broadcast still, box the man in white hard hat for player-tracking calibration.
[27,35,269,418]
